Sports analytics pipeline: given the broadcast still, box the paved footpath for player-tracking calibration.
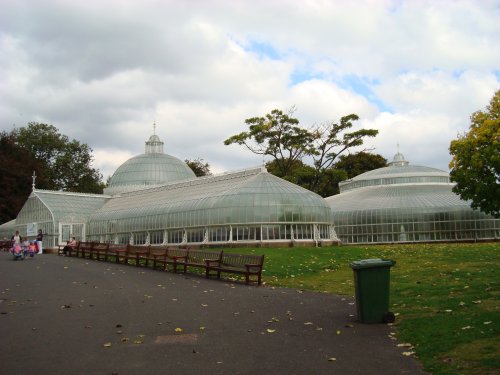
[0,252,427,375]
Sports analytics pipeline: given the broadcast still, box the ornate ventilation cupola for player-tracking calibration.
[388,152,409,167]
[145,122,164,154]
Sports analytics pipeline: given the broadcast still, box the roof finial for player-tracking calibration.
[153,120,157,135]
[32,170,37,191]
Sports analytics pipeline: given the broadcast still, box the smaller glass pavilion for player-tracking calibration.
[326,152,499,244]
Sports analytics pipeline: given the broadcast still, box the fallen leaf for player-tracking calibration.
[328,357,337,361]
[103,342,112,347]
[266,329,276,333]
[402,351,415,356]
[174,328,183,334]
[397,343,413,348]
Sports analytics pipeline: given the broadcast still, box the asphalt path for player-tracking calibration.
[0,252,426,375]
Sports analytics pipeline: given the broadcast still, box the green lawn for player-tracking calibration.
[223,242,499,375]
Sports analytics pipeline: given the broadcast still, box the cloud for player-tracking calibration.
[0,0,499,182]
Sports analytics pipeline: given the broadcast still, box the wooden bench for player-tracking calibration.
[92,242,110,261]
[79,242,95,259]
[104,243,128,263]
[144,246,169,269]
[58,241,82,257]
[120,245,150,266]
[207,253,264,285]
[0,240,12,252]
[184,249,223,278]
[164,248,189,273]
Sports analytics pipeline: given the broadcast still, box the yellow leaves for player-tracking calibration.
[174,327,183,334]
[397,343,413,348]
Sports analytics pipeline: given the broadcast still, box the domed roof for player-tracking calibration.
[338,152,450,193]
[326,184,465,212]
[104,133,196,195]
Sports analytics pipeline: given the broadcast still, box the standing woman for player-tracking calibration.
[36,229,43,254]
[12,230,22,247]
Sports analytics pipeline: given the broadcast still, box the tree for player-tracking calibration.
[224,108,317,177]
[224,108,379,196]
[449,90,500,217]
[185,158,212,177]
[0,132,48,223]
[309,114,378,191]
[11,123,104,193]
[334,152,387,179]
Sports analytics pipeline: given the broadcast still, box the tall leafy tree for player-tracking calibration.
[309,114,378,191]
[11,122,103,193]
[185,158,212,177]
[449,90,500,217]
[224,108,317,177]
[224,108,379,196]
[0,132,47,223]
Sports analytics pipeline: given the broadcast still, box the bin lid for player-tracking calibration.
[350,258,396,269]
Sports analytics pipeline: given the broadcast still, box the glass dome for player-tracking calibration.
[104,134,195,195]
[327,152,499,243]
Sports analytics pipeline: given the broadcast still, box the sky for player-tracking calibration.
[1,0,499,180]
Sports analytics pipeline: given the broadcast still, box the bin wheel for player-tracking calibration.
[383,312,395,323]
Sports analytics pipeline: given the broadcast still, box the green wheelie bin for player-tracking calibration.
[350,259,396,323]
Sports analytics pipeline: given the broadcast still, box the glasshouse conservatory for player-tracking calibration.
[325,152,499,244]
[1,133,338,248]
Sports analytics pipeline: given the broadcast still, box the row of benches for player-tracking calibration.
[58,242,264,285]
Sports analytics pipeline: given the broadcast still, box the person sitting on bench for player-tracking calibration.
[62,237,77,255]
